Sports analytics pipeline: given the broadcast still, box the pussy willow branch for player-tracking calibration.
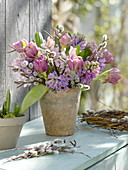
[43,30,53,38]
[14,81,45,88]
[97,100,114,110]
[89,38,109,61]
[0,147,29,153]
[53,61,60,76]
[51,26,62,52]
[52,57,66,64]
[6,45,16,53]
[6,49,16,53]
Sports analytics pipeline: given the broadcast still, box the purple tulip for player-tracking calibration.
[68,54,83,71]
[102,49,114,64]
[59,33,72,46]
[24,42,38,58]
[33,55,48,73]
[13,39,28,53]
[105,68,121,84]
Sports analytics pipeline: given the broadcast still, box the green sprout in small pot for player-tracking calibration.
[0,89,24,118]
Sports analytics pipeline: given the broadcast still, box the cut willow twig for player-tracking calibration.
[3,139,91,163]
[81,110,128,132]
[43,30,52,38]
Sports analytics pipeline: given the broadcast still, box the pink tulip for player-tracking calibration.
[102,49,114,64]
[24,42,38,58]
[68,54,83,71]
[34,55,48,73]
[105,68,121,84]
[13,39,28,53]
[59,33,72,46]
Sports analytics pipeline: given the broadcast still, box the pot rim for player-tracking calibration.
[0,114,27,126]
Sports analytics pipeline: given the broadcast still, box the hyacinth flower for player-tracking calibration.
[77,61,101,85]
[45,71,70,91]
[71,33,87,50]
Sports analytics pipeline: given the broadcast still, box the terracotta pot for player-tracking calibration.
[0,115,27,150]
[40,88,81,136]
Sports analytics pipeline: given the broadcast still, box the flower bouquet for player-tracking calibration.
[9,25,121,136]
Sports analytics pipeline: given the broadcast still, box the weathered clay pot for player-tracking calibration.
[0,115,27,150]
[40,88,81,136]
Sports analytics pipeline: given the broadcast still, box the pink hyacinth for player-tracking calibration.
[102,49,114,64]
[105,68,121,84]
[13,39,28,53]
[68,54,83,71]
[33,55,48,73]
[59,33,72,46]
[24,42,38,58]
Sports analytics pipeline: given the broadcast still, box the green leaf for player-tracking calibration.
[6,89,11,113]
[13,104,21,117]
[0,110,4,118]
[35,32,43,47]
[65,46,70,55]
[2,101,7,115]
[67,32,72,37]
[21,84,49,114]
[39,71,47,80]
[75,45,80,55]
[94,69,112,81]
[4,113,15,118]
[79,47,91,61]
[32,39,35,43]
